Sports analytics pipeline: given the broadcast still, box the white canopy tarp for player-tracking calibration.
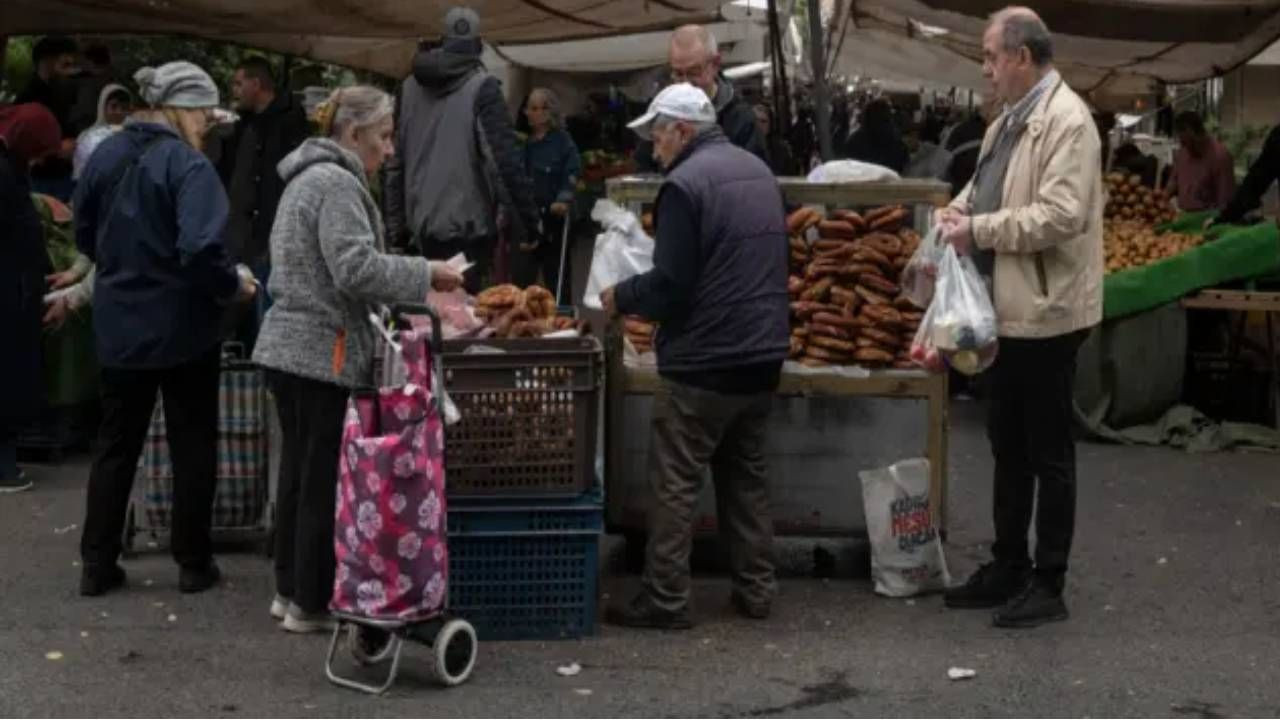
[848,0,1280,98]
[2,0,728,76]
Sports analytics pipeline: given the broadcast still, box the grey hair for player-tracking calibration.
[671,24,719,58]
[527,87,563,130]
[991,6,1053,66]
[324,85,394,139]
[653,114,716,134]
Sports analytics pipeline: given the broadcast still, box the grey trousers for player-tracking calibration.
[642,378,776,612]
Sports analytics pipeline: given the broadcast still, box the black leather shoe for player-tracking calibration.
[179,561,222,594]
[730,592,771,620]
[993,579,1069,628]
[80,564,127,597]
[944,562,1031,609]
[605,592,692,630]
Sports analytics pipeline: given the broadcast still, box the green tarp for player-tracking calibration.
[1103,217,1280,320]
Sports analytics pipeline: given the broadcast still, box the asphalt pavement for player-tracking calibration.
[2,400,1278,717]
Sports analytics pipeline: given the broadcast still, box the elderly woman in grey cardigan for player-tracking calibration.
[253,86,461,633]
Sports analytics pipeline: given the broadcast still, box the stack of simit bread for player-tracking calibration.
[786,205,925,369]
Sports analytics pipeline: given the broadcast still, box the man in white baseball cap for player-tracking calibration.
[602,82,789,630]
[626,83,716,169]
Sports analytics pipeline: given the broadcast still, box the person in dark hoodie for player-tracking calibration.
[17,36,81,200]
[74,61,257,598]
[384,6,540,291]
[634,25,767,173]
[843,99,909,174]
[218,56,310,349]
[0,104,62,494]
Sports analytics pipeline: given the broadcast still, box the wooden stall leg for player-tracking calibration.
[1268,311,1279,429]
[926,371,950,537]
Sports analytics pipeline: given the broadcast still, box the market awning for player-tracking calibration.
[2,0,729,76]
[847,0,1280,97]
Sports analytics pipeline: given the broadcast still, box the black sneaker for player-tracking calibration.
[993,579,1069,628]
[0,470,32,494]
[730,592,771,620]
[80,564,127,597]
[604,592,692,630]
[944,562,1031,609]
[179,561,222,594]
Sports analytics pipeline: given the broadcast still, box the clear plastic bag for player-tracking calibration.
[908,244,999,376]
[583,199,654,310]
[900,225,943,308]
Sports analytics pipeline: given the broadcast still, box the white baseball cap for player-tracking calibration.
[627,83,716,139]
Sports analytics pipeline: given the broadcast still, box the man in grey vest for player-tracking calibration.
[600,84,790,629]
[384,7,540,290]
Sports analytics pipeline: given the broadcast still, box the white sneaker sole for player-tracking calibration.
[280,614,336,634]
[269,597,288,621]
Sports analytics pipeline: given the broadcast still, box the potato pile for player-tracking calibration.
[475,284,585,338]
[1103,219,1202,274]
[1104,173,1177,224]
[623,316,656,354]
[787,205,925,369]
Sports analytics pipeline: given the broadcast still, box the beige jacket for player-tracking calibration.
[950,75,1104,339]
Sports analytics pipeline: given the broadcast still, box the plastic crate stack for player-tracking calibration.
[440,337,604,641]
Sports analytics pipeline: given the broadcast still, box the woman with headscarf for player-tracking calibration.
[253,86,462,633]
[515,87,581,303]
[0,104,62,493]
[73,61,257,598]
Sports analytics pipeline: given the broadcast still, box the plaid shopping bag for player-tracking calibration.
[140,360,268,531]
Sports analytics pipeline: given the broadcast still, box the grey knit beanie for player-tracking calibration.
[134,61,220,109]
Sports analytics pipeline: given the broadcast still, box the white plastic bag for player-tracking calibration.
[899,225,943,308]
[806,160,901,184]
[908,244,999,375]
[583,199,654,310]
[859,458,950,598]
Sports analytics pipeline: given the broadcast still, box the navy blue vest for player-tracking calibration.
[655,133,790,371]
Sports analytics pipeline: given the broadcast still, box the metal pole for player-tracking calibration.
[767,0,793,136]
[807,0,834,161]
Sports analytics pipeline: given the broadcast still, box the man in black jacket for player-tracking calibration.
[601,84,789,630]
[17,36,81,199]
[1214,124,1280,226]
[217,56,309,348]
[634,25,767,173]
[384,6,540,290]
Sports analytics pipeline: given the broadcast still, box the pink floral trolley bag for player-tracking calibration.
[324,304,477,693]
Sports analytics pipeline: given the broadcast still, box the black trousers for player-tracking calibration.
[512,214,570,304]
[987,330,1088,582]
[268,370,349,614]
[81,347,221,570]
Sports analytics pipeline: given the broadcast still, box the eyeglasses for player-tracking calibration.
[670,62,708,83]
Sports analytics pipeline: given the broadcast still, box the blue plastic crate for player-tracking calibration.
[447,503,601,641]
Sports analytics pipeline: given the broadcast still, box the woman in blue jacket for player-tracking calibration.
[73,62,256,597]
[517,88,581,303]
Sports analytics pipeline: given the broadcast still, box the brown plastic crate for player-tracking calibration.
[440,336,602,497]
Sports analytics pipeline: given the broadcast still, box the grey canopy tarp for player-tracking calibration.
[843,0,1280,106]
[2,0,729,76]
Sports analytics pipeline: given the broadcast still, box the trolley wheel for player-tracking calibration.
[347,624,397,666]
[122,504,137,557]
[431,618,477,687]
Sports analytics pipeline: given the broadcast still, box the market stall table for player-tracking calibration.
[1181,288,1280,427]
[603,176,953,544]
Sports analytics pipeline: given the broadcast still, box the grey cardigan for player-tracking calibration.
[254,138,432,388]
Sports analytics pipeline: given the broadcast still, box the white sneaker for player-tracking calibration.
[269,594,289,621]
[280,603,335,634]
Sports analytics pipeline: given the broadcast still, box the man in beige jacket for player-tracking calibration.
[938,6,1103,628]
